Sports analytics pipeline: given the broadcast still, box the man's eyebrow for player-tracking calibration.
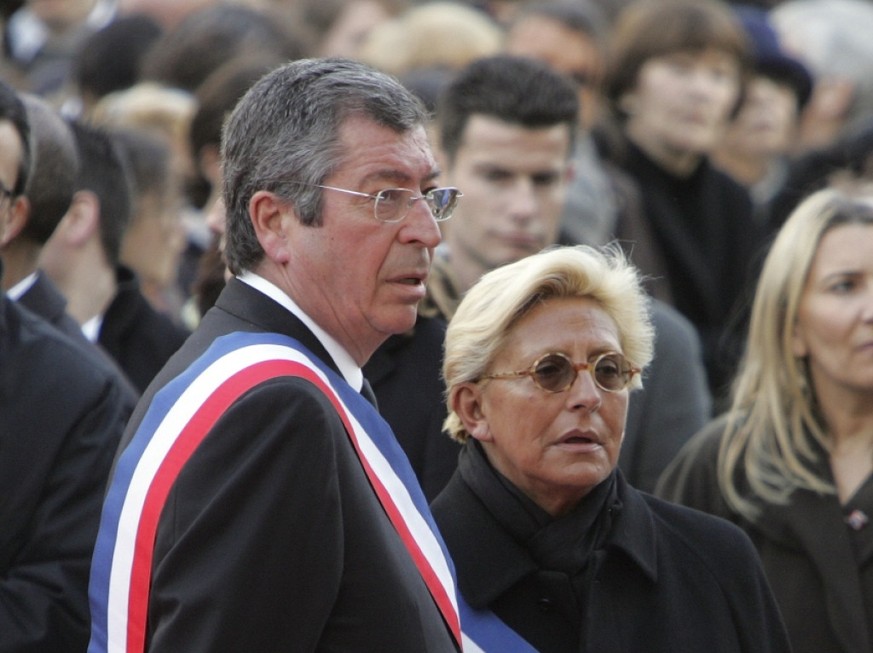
[361,168,442,186]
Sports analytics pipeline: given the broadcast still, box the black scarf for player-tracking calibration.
[458,440,620,581]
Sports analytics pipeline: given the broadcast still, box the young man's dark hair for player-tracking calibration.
[437,54,579,163]
[68,120,132,267]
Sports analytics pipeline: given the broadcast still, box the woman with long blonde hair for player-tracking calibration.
[658,183,873,653]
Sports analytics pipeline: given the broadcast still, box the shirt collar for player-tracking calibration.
[237,271,363,392]
[6,271,37,301]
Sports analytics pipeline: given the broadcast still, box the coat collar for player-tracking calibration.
[433,467,659,609]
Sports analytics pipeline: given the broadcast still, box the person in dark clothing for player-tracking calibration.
[432,245,791,653]
[39,120,189,393]
[1,93,135,398]
[87,58,465,652]
[0,73,134,653]
[598,0,767,404]
[1,91,83,341]
[370,54,711,500]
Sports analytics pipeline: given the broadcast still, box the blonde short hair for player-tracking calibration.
[443,245,655,442]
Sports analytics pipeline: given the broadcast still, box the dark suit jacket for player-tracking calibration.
[107,278,459,652]
[432,462,791,653]
[0,293,133,653]
[18,271,140,398]
[99,265,189,394]
[17,270,85,341]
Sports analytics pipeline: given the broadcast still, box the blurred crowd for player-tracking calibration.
[5,0,873,400]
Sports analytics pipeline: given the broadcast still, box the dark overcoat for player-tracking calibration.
[657,415,873,653]
[433,464,791,653]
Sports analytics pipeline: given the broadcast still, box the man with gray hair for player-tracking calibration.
[88,58,464,652]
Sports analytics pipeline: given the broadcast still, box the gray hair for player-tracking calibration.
[221,57,429,275]
[443,245,655,442]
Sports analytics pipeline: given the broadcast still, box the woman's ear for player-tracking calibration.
[452,382,493,442]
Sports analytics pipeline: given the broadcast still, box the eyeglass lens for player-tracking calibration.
[533,353,630,392]
[374,188,459,222]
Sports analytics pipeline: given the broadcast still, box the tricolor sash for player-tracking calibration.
[87,331,535,653]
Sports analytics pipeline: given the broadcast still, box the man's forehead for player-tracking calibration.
[334,118,438,181]
[454,115,572,164]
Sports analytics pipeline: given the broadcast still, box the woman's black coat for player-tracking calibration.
[432,465,791,653]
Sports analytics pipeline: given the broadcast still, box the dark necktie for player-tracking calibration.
[360,378,378,409]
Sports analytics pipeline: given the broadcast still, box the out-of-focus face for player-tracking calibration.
[120,189,185,289]
[270,115,442,363]
[456,296,629,516]
[319,0,393,59]
[505,16,603,130]
[442,115,571,292]
[28,0,96,31]
[793,223,873,403]
[721,74,799,161]
[621,47,742,174]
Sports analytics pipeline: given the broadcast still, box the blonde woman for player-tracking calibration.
[658,185,873,653]
[433,245,790,652]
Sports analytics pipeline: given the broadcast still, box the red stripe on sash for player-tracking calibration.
[125,358,460,650]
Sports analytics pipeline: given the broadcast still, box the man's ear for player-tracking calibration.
[60,190,101,247]
[0,195,31,247]
[249,190,296,265]
[451,382,493,443]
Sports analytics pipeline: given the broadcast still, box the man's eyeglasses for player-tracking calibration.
[480,351,640,394]
[305,184,462,223]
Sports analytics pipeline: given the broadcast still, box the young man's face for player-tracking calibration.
[441,114,572,289]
